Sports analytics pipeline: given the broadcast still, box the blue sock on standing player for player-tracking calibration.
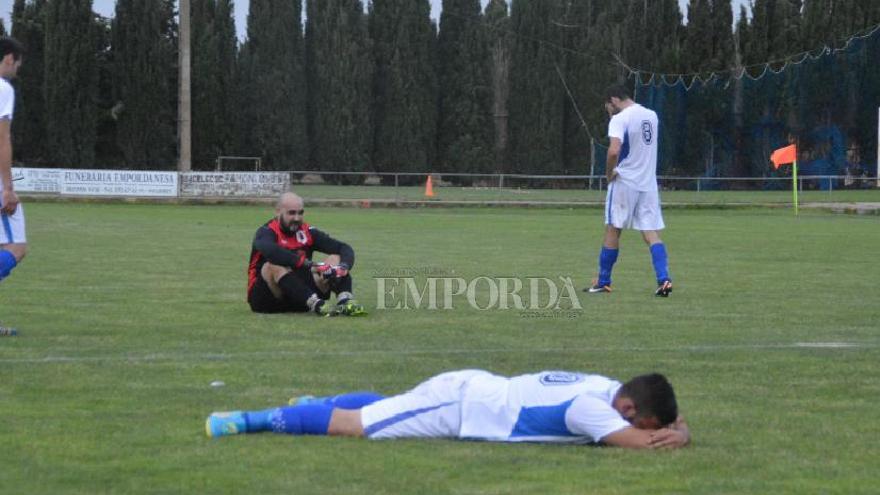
[597,247,619,287]
[0,250,17,282]
[649,242,671,284]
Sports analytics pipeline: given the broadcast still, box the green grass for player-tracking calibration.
[289,183,880,204]
[1,202,879,494]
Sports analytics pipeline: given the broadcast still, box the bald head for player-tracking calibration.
[276,192,305,233]
[277,192,303,210]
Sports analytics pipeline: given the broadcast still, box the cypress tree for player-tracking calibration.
[801,0,880,47]
[559,1,685,175]
[10,0,47,164]
[748,0,802,63]
[617,0,684,73]
[739,0,804,176]
[213,0,237,160]
[94,14,120,167]
[802,0,830,47]
[802,0,880,46]
[191,0,217,168]
[684,0,713,72]
[507,0,565,174]
[711,0,735,70]
[305,0,373,178]
[232,42,258,158]
[734,5,750,56]
[730,4,750,178]
[243,0,308,170]
[683,0,736,176]
[436,0,493,176]
[485,0,511,172]
[190,0,237,169]
[370,0,437,178]
[860,2,880,30]
[111,0,177,169]
[559,0,604,174]
[655,0,686,72]
[43,0,97,167]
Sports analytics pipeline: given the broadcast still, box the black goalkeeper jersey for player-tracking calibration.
[247,219,355,296]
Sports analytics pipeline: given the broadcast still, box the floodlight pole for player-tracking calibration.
[178,0,192,172]
[876,107,879,188]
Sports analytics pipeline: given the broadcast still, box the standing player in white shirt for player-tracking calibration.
[205,369,691,450]
[586,84,673,296]
[0,37,26,336]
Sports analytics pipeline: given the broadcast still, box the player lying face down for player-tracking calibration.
[206,370,690,449]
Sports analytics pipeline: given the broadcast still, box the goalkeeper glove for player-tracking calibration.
[314,263,335,279]
[334,263,350,278]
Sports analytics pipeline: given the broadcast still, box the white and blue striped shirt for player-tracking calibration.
[459,371,631,443]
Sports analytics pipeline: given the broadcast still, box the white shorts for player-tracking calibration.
[0,198,26,245]
[360,370,490,440]
[604,181,664,231]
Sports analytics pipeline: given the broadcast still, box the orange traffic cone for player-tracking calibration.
[424,175,435,197]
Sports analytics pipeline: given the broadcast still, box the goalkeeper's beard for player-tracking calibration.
[279,216,301,235]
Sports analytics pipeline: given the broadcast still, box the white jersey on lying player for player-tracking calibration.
[360,370,631,444]
[461,370,630,443]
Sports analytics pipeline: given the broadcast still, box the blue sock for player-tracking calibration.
[269,404,334,435]
[0,250,16,281]
[242,408,278,433]
[329,392,384,409]
[650,243,671,284]
[597,247,619,287]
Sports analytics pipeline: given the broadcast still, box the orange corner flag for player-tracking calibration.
[770,144,797,169]
[424,175,435,197]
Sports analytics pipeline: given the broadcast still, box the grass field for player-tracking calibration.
[289,183,880,205]
[1,202,879,494]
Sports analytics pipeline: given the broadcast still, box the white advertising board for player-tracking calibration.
[11,167,63,193]
[60,170,178,197]
[180,172,290,197]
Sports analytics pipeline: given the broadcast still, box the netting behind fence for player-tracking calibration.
[612,25,880,185]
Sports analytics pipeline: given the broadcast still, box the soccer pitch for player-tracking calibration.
[1,202,878,494]
[288,183,880,205]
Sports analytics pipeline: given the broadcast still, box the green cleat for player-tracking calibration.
[205,411,247,438]
[287,395,318,406]
[314,300,332,317]
[330,300,367,317]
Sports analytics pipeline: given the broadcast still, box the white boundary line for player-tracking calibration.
[0,342,873,365]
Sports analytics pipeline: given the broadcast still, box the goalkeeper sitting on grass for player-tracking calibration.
[206,369,690,449]
[246,192,365,317]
